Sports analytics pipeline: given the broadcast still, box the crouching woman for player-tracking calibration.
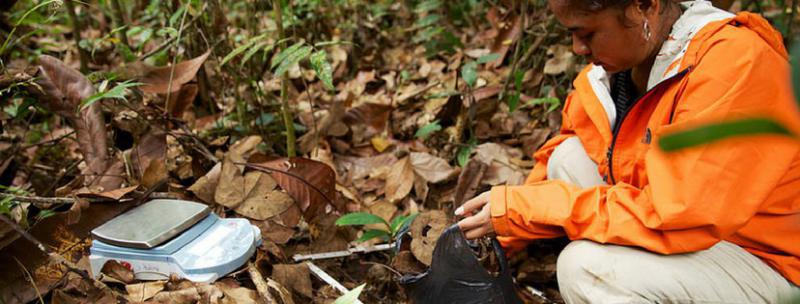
[457,0,800,302]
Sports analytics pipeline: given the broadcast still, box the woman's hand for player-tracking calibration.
[455,191,495,239]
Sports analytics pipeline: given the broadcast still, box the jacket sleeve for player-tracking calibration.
[491,26,800,254]
[496,94,578,252]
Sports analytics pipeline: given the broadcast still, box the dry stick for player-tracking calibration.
[0,192,177,207]
[0,214,117,296]
[246,262,277,304]
[498,0,529,103]
[139,11,203,60]
[163,3,190,117]
[64,0,90,73]
[273,0,297,157]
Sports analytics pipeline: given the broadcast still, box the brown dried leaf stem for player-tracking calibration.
[0,192,177,207]
[246,262,276,304]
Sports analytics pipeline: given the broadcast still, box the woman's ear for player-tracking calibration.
[633,0,660,16]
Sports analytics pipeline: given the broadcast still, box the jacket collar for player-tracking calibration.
[579,0,734,133]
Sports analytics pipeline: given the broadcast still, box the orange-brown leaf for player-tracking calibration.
[139,50,211,94]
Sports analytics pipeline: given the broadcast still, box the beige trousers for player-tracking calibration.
[547,137,800,304]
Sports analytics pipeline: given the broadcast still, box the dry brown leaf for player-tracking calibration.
[133,131,167,182]
[66,197,90,225]
[30,55,94,116]
[188,162,221,204]
[413,175,430,203]
[384,156,414,203]
[391,251,426,275]
[453,160,488,207]
[150,287,201,304]
[32,55,123,191]
[126,281,165,302]
[343,102,394,133]
[522,128,551,158]
[366,201,397,232]
[138,50,212,94]
[266,278,295,304]
[167,83,198,117]
[254,157,338,222]
[141,159,167,188]
[409,152,457,184]
[256,220,296,244]
[215,155,247,208]
[488,12,522,69]
[76,185,138,200]
[410,210,449,266]
[543,45,575,75]
[229,136,263,158]
[233,173,280,220]
[100,260,135,284]
[271,264,313,298]
[219,287,258,304]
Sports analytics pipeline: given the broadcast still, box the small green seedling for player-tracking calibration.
[335,212,419,243]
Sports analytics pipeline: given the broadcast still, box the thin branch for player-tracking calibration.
[246,262,277,304]
[139,10,204,60]
[0,192,177,207]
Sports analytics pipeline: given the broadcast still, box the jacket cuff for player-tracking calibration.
[489,186,512,237]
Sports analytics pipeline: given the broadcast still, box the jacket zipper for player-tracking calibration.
[606,68,691,184]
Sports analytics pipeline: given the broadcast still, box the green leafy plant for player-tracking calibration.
[528,97,561,113]
[415,120,442,140]
[336,212,419,243]
[80,80,142,110]
[460,53,500,88]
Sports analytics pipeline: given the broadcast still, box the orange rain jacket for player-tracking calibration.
[489,5,800,285]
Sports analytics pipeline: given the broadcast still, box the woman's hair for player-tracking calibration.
[565,0,677,12]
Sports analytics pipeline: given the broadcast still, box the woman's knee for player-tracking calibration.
[547,137,605,188]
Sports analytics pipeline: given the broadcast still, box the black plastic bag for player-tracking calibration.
[398,224,523,304]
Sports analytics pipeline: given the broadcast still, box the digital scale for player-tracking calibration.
[89,199,262,282]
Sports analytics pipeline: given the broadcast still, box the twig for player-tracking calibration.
[306,262,364,304]
[64,0,90,73]
[246,262,277,304]
[292,243,394,262]
[164,2,190,116]
[0,191,177,207]
[139,11,203,60]
[498,0,529,102]
[167,120,219,163]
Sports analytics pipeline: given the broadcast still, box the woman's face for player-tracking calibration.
[549,0,651,73]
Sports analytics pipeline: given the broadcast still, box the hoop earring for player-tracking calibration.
[643,19,652,41]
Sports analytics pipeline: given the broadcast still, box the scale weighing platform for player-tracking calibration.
[89,199,262,282]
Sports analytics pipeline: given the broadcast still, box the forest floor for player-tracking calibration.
[0,0,792,303]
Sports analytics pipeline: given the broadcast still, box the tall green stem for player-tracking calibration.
[64,0,90,73]
[273,0,296,157]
